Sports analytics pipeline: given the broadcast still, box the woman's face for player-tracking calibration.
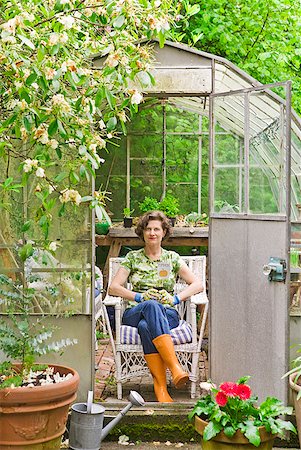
[143,219,166,244]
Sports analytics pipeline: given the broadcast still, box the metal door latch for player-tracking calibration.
[263,257,286,282]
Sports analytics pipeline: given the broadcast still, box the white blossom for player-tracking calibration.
[58,15,75,29]
[49,241,57,252]
[23,159,38,173]
[34,125,49,144]
[98,120,106,130]
[59,189,81,206]
[106,52,119,68]
[36,167,45,178]
[130,90,143,105]
[49,139,59,149]
[51,94,71,113]
[45,67,56,80]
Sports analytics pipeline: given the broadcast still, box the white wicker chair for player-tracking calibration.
[100,255,209,400]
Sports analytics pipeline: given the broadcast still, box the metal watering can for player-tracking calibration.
[69,390,145,450]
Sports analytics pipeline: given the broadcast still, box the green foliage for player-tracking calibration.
[172,0,301,115]
[158,194,180,217]
[139,196,160,213]
[0,0,178,243]
[0,273,77,387]
[123,207,134,217]
[188,377,296,446]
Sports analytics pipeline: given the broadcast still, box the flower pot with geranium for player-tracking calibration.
[188,376,296,449]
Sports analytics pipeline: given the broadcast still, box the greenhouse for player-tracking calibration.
[93,40,301,403]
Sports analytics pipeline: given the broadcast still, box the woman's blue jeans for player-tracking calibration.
[122,300,179,354]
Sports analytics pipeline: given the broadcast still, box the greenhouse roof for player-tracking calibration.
[93,40,301,219]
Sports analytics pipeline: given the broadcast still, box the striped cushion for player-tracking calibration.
[120,320,192,345]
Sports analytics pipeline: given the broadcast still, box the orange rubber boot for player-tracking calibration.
[145,353,173,403]
[152,334,189,388]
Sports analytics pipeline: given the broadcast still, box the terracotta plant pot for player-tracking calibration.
[195,416,275,450]
[289,372,301,447]
[0,364,80,450]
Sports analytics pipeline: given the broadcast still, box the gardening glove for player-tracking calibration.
[158,289,174,306]
[173,294,181,306]
[134,293,144,303]
[143,288,162,301]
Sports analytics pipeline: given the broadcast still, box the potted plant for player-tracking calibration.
[139,196,160,213]
[283,345,301,446]
[0,274,80,450]
[188,376,296,449]
[159,194,180,226]
[185,212,208,228]
[123,207,135,228]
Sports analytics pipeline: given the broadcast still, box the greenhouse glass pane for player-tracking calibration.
[130,135,162,158]
[166,104,199,132]
[249,168,278,214]
[249,91,285,214]
[127,103,162,133]
[167,182,198,215]
[214,168,241,213]
[166,135,198,183]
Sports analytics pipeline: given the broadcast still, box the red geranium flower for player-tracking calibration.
[216,390,228,406]
[219,381,239,397]
[236,383,252,400]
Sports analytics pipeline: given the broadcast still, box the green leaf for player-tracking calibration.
[23,116,31,132]
[48,119,58,137]
[19,88,31,104]
[187,4,200,16]
[106,116,117,131]
[203,421,222,441]
[17,34,35,49]
[58,203,65,217]
[57,119,67,137]
[244,424,260,447]
[70,170,79,184]
[53,171,68,183]
[105,88,116,110]
[21,220,32,232]
[25,72,37,86]
[52,79,60,92]
[18,243,34,262]
[113,15,125,28]
[95,88,104,107]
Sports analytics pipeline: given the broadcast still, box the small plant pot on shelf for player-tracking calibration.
[123,217,133,228]
[168,217,176,227]
[95,220,110,235]
[0,364,80,450]
[194,416,275,450]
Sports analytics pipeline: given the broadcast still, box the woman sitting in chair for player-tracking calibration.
[109,211,203,402]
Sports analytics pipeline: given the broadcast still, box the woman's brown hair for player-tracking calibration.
[135,211,171,241]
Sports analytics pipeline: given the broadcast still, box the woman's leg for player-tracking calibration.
[122,301,179,402]
[122,300,172,353]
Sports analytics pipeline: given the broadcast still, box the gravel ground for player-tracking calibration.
[98,444,299,450]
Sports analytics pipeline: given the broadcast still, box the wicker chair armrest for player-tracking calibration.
[190,291,209,305]
[103,294,122,307]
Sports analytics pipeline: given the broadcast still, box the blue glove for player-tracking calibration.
[173,294,180,306]
[134,293,143,303]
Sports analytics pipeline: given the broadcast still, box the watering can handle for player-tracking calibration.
[86,390,93,414]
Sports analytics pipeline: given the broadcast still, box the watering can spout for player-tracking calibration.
[101,391,145,441]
